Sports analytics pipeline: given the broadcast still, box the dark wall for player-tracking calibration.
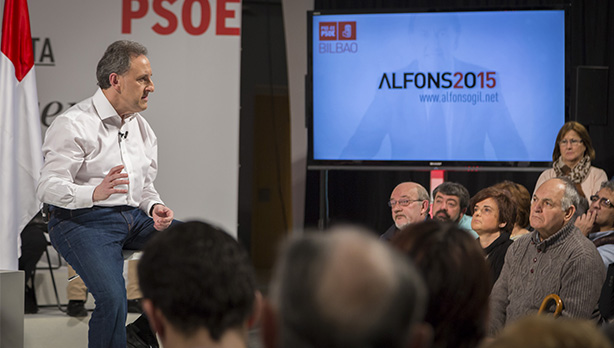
[305,0,614,234]
[239,0,289,247]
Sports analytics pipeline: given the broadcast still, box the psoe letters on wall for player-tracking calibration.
[122,0,240,36]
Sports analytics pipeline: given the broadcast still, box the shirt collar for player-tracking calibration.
[589,230,614,239]
[93,88,138,123]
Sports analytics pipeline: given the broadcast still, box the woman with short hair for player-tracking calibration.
[470,187,516,285]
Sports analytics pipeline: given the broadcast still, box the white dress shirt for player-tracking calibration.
[37,88,163,214]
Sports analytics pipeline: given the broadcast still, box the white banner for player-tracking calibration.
[4,0,241,236]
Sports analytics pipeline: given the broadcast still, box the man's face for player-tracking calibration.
[116,55,154,116]
[390,183,426,229]
[589,188,614,230]
[530,179,573,239]
[432,192,463,223]
[410,16,458,71]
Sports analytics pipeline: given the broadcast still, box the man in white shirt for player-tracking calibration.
[37,40,174,348]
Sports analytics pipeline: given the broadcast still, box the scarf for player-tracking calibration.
[553,154,591,197]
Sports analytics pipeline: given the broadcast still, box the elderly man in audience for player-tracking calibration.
[432,182,478,238]
[489,177,605,335]
[576,180,614,267]
[137,221,259,348]
[381,182,430,241]
[262,227,431,348]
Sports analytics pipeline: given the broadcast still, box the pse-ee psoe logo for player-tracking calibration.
[318,21,358,54]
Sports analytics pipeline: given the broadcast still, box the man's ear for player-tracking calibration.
[260,298,278,348]
[564,205,577,223]
[142,299,165,340]
[109,73,121,92]
[498,222,507,229]
[248,291,263,329]
[421,201,429,215]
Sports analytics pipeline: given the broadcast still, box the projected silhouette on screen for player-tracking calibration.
[341,15,528,162]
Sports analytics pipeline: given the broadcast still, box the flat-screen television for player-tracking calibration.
[307,8,567,171]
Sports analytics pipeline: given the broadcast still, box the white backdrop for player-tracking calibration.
[5,0,242,236]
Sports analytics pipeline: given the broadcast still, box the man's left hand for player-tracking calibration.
[152,204,174,231]
[575,211,596,237]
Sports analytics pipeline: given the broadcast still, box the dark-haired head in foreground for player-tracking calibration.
[392,220,490,348]
[138,221,257,348]
[263,226,430,348]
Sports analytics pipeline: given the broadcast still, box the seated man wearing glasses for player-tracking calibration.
[576,180,614,267]
[380,182,430,241]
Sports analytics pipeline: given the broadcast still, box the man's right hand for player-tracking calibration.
[92,165,129,202]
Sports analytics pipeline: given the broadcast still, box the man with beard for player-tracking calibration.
[381,182,430,241]
[576,180,614,267]
[432,182,478,238]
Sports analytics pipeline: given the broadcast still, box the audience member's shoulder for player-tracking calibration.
[566,226,605,263]
[538,168,555,179]
[52,99,99,129]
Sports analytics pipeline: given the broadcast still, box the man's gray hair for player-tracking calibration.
[96,40,148,89]
[433,182,470,210]
[270,226,427,348]
[557,177,582,212]
[574,195,589,218]
[600,180,614,192]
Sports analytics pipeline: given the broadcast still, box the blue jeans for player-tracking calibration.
[48,205,162,348]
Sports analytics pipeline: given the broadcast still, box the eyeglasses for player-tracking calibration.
[388,199,421,207]
[559,139,583,146]
[590,195,614,209]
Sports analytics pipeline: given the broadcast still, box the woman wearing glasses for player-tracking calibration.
[534,121,607,200]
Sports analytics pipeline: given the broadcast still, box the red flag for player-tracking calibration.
[0,0,43,270]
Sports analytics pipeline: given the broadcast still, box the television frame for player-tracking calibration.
[306,6,570,172]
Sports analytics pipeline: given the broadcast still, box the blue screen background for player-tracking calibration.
[312,10,565,162]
